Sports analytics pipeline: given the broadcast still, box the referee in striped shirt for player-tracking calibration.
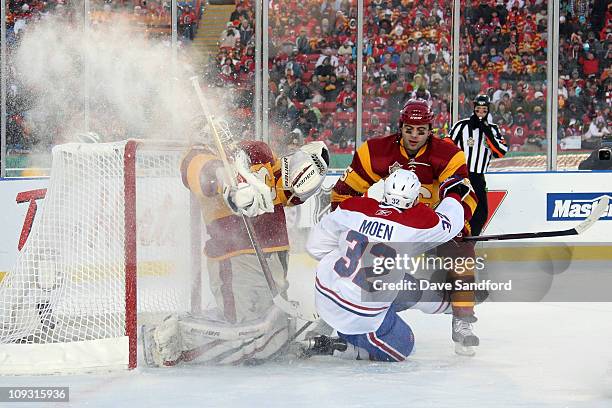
[449,95,508,236]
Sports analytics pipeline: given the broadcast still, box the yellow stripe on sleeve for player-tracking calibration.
[356,143,382,184]
[438,151,468,182]
[343,168,374,195]
[331,191,355,204]
[186,153,217,197]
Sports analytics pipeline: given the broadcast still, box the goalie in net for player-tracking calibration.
[143,134,330,367]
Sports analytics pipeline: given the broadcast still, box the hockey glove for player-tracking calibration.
[439,176,473,202]
[222,149,274,217]
[281,141,329,201]
[223,182,272,217]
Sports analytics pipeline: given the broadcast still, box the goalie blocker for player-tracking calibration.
[144,140,329,366]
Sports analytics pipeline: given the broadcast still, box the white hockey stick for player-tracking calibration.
[464,196,609,242]
[189,76,317,322]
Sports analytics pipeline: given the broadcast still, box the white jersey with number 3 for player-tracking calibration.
[306,196,464,334]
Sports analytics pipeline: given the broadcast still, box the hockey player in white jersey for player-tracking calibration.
[305,169,472,361]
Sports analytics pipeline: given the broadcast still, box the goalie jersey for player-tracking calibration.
[306,196,464,334]
[180,141,302,260]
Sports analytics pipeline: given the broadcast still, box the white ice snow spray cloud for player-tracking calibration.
[12,13,215,146]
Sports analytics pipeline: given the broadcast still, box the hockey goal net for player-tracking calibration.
[0,140,202,374]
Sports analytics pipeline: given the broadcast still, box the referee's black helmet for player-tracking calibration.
[474,94,490,108]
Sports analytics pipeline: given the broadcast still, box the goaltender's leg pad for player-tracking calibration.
[147,307,291,366]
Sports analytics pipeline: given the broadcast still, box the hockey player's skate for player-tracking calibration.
[299,335,348,358]
[452,315,479,356]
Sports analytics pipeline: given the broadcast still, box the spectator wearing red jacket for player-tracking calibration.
[336,83,356,112]
[179,6,196,40]
[579,52,600,76]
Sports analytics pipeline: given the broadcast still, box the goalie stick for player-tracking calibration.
[463,196,609,242]
[189,76,317,322]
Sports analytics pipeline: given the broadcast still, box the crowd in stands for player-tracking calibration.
[2,0,611,159]
[4,0,201,153]
[461,0,612,152]
[214,0,611,156]
[556,0,612,150]
[4,0,52,152]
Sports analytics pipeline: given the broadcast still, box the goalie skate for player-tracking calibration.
[141,315,183,367]
[142,325,183,367]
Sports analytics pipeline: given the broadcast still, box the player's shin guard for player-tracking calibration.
[183,309,291,365]
[443,240,480,355]
[143,307,291,366]
[438,239,476,318]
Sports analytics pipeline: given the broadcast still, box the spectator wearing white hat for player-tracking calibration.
[337,40,353,57]
[219,22,240,49]
[583,116,611,148]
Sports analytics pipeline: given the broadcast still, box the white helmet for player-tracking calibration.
[382,169,421,209]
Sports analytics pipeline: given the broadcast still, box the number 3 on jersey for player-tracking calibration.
[333,230,367,277]
[333,230,397,292]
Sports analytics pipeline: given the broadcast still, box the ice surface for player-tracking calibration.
[3,261,612,408]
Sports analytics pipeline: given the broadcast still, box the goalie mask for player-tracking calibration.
[382,169,421,209]
[189,115,240,154]
[75,131,101,143]
[281,141,330,201]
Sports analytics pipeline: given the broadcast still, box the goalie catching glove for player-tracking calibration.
[281,141,330,201]
[439,175,473,202]
[223,141,329,216]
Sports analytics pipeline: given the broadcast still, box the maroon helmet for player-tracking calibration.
[399,98,434,128]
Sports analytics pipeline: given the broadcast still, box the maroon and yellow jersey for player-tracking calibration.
[180,140,302,260]
[332,134,477,223]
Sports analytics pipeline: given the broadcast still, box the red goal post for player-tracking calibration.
[0,140,203,374]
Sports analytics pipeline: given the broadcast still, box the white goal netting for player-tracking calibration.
[0,140,200,374]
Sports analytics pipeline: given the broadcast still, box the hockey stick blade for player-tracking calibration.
[465,196,609,242]
[574,195,609,234]
[257,319,316,364]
